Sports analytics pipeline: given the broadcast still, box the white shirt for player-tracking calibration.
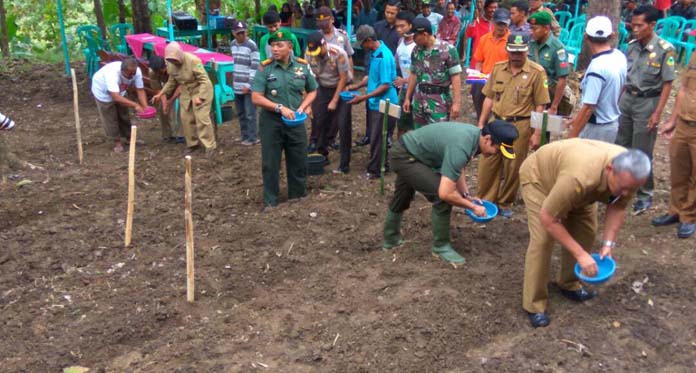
[581,48,627,123]
[417,13,444,30]
[396,37,416,79]
[91,61,144,103]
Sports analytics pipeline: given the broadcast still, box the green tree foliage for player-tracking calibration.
[2,0,282,60]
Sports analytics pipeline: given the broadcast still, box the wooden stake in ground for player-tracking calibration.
[70,68,84,164]
[124,126,137,247]
[184,155,195,302]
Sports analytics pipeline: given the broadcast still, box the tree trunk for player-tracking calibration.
[118,0,127,23]
[131,0,151,34]
[255,0,261,23]
[94,0,107,39]
[0,0,10,58]
[576,1,621,71]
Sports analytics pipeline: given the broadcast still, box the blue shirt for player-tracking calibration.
[367,41,399,111]
[581,48,626,124]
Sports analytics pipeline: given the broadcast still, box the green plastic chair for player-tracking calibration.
[655,18,681,45]
[673,20,696,66]
[110,23,135,54]
[212,61,235,125]
[559,28,569,44]
[76,25,110,78]
[565,14,586,34]
[554,11,573,30]
[565,22,585,67]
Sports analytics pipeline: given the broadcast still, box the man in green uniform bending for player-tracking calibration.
[252,30,318,211]
[382,120,519,267]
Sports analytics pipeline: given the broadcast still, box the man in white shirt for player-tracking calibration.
[395,10,417,134]
[91,57,149,152]
[417,1,444,30]
[566,16,627,143]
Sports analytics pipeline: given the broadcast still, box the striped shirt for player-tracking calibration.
[230,39,260,94]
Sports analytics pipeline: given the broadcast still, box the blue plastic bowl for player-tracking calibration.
[465,200,498,223]
[281,111,307,127]
[340,91,360,102]
[574,253,616,284]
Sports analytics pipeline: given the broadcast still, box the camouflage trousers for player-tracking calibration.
[412,91,451,129]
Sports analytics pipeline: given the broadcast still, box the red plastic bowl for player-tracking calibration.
[137,106,157,119]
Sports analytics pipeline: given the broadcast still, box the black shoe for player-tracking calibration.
[651,214,679,227]
[527,312,550,328]
[365,172,379,180]
[560,287,597,302]
[329,142,340,151]
[174,136,186,144]
[677,222,695,239]
[307,142,317,153]
[333,167,349,174]
[355,136,370,146]
[633,198,652,215]
[387,137,393,148]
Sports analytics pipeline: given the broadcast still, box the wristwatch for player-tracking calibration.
[601,240,616,249]
[275,104,283,114]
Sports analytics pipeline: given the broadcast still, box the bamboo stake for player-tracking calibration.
[124,126,137,247]
[70,68,84,164]
[184,155,195,302]
[380,99,390,196]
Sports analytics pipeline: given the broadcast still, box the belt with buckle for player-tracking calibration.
[626,88,661,98]
[417,84,449,94]
[494,114,530,122]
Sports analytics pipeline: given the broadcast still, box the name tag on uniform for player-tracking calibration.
[267,74,277,82]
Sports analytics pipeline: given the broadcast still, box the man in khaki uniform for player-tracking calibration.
[617,5,676,214]
[153,42,217,158]
[476,33,549,218]
[520,139,650,327]
[653,57,696,239]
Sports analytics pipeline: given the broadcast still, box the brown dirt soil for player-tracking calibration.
[1,62,695,372]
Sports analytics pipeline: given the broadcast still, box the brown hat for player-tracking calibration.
[316,6,333,23]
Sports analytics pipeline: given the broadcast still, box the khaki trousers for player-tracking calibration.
[669,117,696,223]
[477,119,532,208]
[181,98,216,149]
[95,99,132,140]
[520,183,597,314]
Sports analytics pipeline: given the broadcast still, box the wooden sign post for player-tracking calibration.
[184,155,195,302]
[70,68,84,164]
[124,126,137,247]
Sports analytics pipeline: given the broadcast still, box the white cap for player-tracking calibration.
[586,16,613,38]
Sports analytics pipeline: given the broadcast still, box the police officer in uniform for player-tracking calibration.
[616,5,676,214]
[653,57,696,239]
[153,42,217,158]
[528,11,573,116]
[305,31,353,173]
[403,17,462,128]
[520,140,650,327]
[476,34,550,218]
[251,31,318,210]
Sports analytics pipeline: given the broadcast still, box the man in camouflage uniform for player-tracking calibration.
[528,11,573,116]
[403,17,462,128]
[617,5,676,214]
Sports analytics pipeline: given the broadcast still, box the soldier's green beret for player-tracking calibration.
[529,11,553,26]
[268,30,294,44]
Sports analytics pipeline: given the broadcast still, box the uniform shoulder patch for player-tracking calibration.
[658,38,675,51]
[556,49,567,61]
[261,59,273,66]
[295,57,308,64]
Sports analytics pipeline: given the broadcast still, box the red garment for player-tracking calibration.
[437,15,462,46]
[464,17,493,68]
[655,0,670,11]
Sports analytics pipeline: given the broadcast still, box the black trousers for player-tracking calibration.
[310,86,341,149]
[367,109,396,175]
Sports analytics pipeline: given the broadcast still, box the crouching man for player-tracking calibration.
[382,120,519,267]
[520,139,649,327]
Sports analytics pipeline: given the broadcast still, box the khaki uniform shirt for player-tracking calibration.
[483,59,550,118]
[306,44,353,88]
[679,58,696,122]
[625,34,676,94]
[520,139,632,219]
[528,34,570,85]
[162,52,213,104]
[252,56,318,112]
